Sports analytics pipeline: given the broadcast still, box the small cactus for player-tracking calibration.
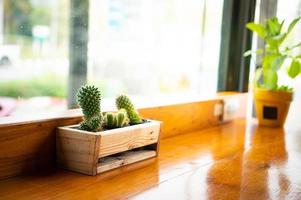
[104,112,115,128]
[115,94,142,124]
[76,85,103,132]
[104,109,129,129]
[79,115,102,132]
[115,109,130,127]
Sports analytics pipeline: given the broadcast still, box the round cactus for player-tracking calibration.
[115,94,142,124]
[116,94,135,111]
[76,85,103,132]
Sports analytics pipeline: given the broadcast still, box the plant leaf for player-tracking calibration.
[243,49,264,57]
[246,23,266,39]
[287,60,301,78]
[277,85,293,92]
[267,17,282,36]
[262,54,286,70]
[280,20,285,32]
[264,69,278,90]
[273,33,287,45]
[262,55,276,70]
[288,17,301,34]
[270,55,286,70]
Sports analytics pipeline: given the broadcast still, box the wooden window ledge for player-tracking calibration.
[1,119,301,199]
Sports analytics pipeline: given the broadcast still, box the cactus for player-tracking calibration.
[104,109,129,129]
[115,109,130,127]
[115,94,142,124]
[76,85,103,132]
[104,112,115,129]
[79,115,102,132]
[77,85,101,117]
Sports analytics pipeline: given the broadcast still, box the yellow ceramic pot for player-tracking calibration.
[254,88,293,127]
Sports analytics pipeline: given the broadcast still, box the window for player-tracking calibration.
[0,0,223,118]
[0,0,69,117]
[277,0,301,90]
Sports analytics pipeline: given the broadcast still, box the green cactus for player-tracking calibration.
[115,94,142,124]
[104,109,129,129]
[115,109,129,127]
[77,85,101,117]
[76,85,103,132]
[79,115,102,132]
[104,112,115,129]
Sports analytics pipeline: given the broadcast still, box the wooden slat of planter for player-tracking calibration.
[56,128,99,175]
[56,121,161,175]
[97,150,156,173]
[99,122,160,158]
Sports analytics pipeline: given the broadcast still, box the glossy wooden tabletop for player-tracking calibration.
[1,118,301,200]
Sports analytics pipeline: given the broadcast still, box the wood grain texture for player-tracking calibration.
[0,93,247,180]
[97,150,156,173]
[56,127,99,175]
[139,99,224,139]
[0,117,82,180]
[1,119,301,199]
[99,121,160,158]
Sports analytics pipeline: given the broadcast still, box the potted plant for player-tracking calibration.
[56,85,161,175]
[245,16,301,127]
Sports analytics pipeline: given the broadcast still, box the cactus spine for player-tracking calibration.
[104,109,129,129]
[76,85,103,132]
[115,94,142,124]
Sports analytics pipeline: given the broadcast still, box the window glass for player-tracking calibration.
[0,0,69,117]
[89,0,223,104]
[277,0,301,89]
[0,0,223,118]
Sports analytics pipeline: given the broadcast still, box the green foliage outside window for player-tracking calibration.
[0,73,66,98]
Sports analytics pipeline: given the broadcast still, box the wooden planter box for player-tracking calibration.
[56,120,161,175]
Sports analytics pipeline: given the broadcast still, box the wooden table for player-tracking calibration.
[1,118,301,200]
